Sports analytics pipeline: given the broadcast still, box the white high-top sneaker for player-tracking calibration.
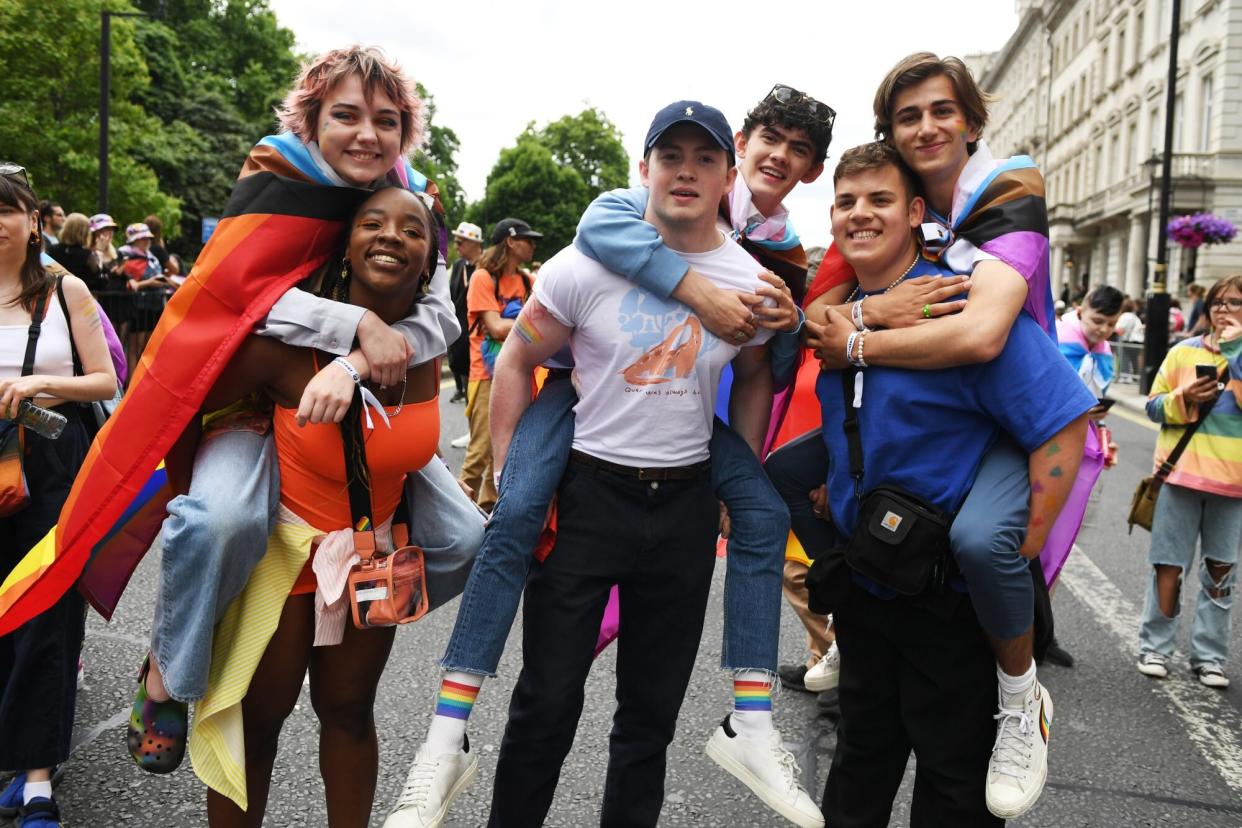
[803,641,840,693]
[985,681,1053,819]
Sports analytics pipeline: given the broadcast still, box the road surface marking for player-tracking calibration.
[1060,548,1242,795]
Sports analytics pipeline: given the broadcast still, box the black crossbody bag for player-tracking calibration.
[839,369,954,596]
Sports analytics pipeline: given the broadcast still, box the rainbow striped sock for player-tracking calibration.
[729,671,774,739]
[733,678,772,713]
[435,677,480,720]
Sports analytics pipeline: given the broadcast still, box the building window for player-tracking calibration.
[1199,73,1214,152]
[1115,22,1126,78]
[1127,121,1138,176]
[1095,144,1105,190]
[1110,133,1121,183]
[1149,106,1161,156]
[1134,11,1144,64]
[1101,44,1110,88]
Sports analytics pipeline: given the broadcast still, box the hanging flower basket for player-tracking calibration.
[1167,213,1237,249]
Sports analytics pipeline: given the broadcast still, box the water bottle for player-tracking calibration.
[15,399,67,440]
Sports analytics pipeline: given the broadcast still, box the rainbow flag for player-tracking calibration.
[0,136,436,635]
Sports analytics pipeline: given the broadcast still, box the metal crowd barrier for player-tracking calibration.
[1111,341,1145,385]
[93,288,173,334]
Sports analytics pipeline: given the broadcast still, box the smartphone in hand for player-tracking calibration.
[1096,397,1117,411]
[1197,364,1219,381]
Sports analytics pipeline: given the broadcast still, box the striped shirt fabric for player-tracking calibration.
[1146,335,1242,498]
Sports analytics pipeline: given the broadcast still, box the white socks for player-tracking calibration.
[426,671,484,755]
[23,779,52,805]
[729,670,774,740]
[997,662,1037,707]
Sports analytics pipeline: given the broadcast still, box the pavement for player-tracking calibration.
[13,374,1242,827]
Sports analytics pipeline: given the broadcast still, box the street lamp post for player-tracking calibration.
[98,8,154,214]
[1141,0,1181,394]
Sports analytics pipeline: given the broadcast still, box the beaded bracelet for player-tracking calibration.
[856,331,868,368]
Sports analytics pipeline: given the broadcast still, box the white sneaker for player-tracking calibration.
[382,737,478,828]
[705,717,824,828]
[449,433,470,449]
[804,642,840,693]
[1195,664,1230,689]
[1137,652,1169,678]
[985,681,1052,819]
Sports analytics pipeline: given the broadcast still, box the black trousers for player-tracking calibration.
[822,577,1003,828]
[488,456,719,828]
[764,430,836,560]
[0,406,91,771]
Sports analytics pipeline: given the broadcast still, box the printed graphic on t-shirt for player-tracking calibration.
[616,291,725,388]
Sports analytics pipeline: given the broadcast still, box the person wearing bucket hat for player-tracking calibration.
[456,218,539,511]
[87,214,119,276]
[448,222,484,403]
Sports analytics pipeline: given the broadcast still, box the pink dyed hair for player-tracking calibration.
[276,45,424,155]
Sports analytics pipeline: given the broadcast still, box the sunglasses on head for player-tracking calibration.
[0,163,30,190]
[766,85,837,128]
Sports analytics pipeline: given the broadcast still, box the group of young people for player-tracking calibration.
[3,37,1227,828]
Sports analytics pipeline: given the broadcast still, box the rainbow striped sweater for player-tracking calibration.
[1146,335,1242,498]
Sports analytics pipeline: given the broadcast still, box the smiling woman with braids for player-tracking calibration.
[166,186,443,827]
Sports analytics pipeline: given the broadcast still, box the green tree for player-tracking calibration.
[469,108,630,256]
[467,137,588,256]
[528,107,629,198]
[412,83,465,224]
[0,0,180,235]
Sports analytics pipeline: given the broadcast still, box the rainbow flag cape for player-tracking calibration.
[0,135,432,635]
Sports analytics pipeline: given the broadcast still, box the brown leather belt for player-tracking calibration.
[570,449,711,481]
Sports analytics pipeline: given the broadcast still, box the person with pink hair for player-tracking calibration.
[121,45,481,796]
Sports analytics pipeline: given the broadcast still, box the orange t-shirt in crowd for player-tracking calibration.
[466,268,530,381]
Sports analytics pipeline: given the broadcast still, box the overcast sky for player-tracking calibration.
[267,0,1019,250]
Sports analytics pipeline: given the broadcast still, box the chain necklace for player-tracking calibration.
[845,254,920,303]
[370,374,409,418]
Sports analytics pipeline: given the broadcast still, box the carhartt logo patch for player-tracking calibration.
[881,511,903,533]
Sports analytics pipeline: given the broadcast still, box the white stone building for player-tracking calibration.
[981,0,1242,302]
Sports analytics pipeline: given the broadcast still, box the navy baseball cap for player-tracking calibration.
[643,101,735,165]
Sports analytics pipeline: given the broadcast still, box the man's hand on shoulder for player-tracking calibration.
[865,274,969,329]
[357,310,412,387]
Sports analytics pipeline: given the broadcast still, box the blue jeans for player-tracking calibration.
[1139,482,1240,668]
[441,373,788,676]
[950,438,1034,640]
[152,431,484,703]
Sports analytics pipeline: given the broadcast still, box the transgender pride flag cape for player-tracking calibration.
[807,142,1056,342]
[0,135,435,635]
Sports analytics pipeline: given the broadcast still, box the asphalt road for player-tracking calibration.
[21,378,1242,827]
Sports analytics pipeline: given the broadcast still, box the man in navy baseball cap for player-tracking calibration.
[643,100,736,166]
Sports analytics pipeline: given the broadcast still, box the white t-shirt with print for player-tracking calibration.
[535,236,773,468]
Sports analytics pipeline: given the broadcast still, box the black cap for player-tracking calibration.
[643,101,735,164]
[491,218,543,245]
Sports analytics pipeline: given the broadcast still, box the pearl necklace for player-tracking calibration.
[845,254,920,303]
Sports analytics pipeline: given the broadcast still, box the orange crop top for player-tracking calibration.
[273,391,440,533]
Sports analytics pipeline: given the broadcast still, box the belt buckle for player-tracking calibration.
[637,467,651,481]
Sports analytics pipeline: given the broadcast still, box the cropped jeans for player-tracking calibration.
[151,429,484,703]
[440,372,789,676]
